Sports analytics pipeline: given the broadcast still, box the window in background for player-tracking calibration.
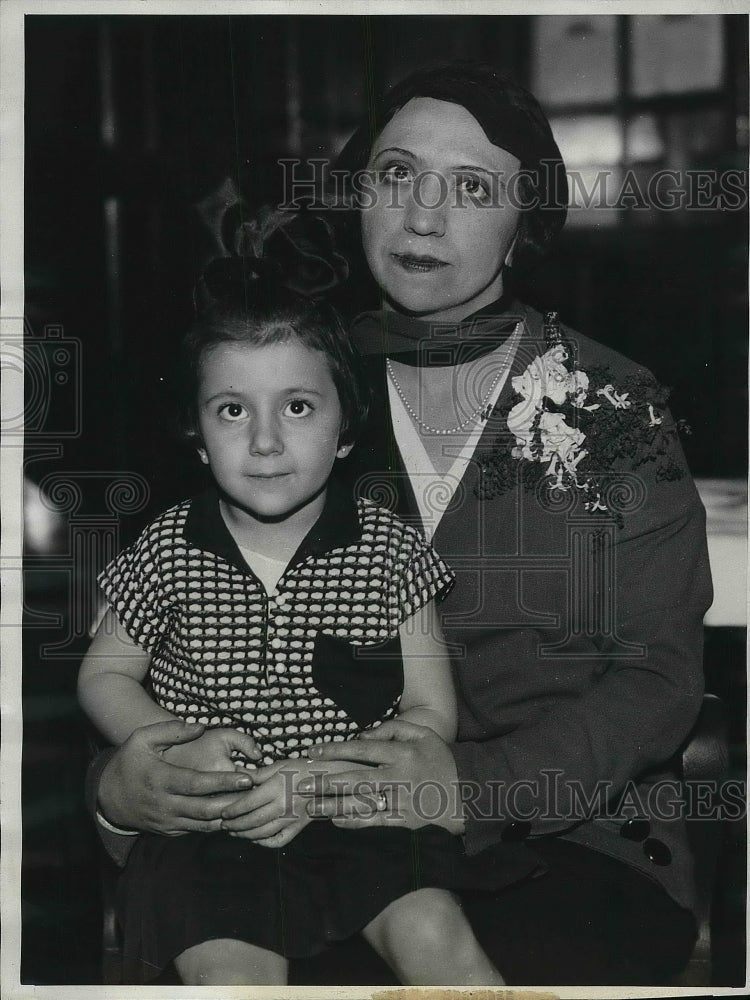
[547,114,622,228]
[630,14,724,97]
[532,14,733,228]
[533,15,618,107]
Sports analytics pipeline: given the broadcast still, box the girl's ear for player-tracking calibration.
[336,441,354,459]
[198,447,209,464]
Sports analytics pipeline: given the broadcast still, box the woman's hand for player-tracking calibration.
[218,758,317,847]
[299,720,465,833]
[162,727,260,773]
[218,754,372,847]
[96,720,256,836]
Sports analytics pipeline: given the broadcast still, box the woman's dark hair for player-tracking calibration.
[332,60,568,282]
[176,265,370,449]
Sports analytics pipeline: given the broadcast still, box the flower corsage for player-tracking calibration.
[477,313,688,526]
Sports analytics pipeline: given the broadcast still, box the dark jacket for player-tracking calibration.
[343,302,712,914]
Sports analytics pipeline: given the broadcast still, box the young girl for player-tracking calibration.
[78,257,528,986]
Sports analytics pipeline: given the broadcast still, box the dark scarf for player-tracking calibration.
[342,297,549,523]
[350,295,527,367]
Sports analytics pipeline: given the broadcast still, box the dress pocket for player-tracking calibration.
[311,633,403,728]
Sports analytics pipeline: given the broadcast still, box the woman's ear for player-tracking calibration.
[504,232,519,269]
[336,441,354,459]
[198,447,209,464]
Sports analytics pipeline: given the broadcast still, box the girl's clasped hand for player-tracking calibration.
[217,718,464,839]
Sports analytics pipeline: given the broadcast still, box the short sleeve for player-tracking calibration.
[389,520,455,626]
[97,521,174,653]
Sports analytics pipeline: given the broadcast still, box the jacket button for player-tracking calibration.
[501,821,531,842]
[643,838,672,866]
[619,817,651,841]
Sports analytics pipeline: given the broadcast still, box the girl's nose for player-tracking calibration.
[248,414,283,455]
[404,171,447,238]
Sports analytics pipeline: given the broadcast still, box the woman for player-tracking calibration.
[89,62,712,985]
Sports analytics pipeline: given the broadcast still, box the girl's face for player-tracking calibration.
[361,97,521,323]
[196,338,351,528]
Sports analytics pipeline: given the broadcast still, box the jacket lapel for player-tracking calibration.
[344,356,421,526]
[345,303,548,547]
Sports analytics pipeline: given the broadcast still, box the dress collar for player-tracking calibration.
[183,475,362,574]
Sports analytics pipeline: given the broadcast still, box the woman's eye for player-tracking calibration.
[284,399,313,418]
[379,162,414,184]
[217,402,247,421]
[456,173,491,203]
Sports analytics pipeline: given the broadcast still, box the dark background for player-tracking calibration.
[21,13,747,985]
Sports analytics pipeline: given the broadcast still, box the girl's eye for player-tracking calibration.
[378,162,414,184]
[456,173,492,203]
[284,399,313,418]
[217,402,247,421]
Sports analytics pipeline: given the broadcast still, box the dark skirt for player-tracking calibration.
[116,819,541,983]
[292,838,699,987]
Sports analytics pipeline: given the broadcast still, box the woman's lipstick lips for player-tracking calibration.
[391,253,448,273]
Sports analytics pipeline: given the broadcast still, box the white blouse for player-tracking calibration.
[386,323,522,541]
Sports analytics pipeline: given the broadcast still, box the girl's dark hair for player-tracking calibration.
[176,266,369,448]
[331,60,568,285]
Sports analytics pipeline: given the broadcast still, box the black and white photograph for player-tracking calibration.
[1,2,748,995]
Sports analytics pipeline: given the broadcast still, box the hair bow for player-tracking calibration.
[195,203,349,312]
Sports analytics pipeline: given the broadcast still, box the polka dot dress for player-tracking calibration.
[98,489,454,765]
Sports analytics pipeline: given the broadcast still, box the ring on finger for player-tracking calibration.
[375,791,388,813]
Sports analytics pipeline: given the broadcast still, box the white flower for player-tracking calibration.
[538,411,586,466]
[596,384,631,409]
[508,346,587,458]
[500,345,675,521]
[508,347,591,481]
[648,404,663,426]
[584,496,608,512]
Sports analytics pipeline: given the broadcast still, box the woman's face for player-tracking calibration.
[361,97,521,323]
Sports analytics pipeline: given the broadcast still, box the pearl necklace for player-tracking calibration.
[386,324,521,436]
